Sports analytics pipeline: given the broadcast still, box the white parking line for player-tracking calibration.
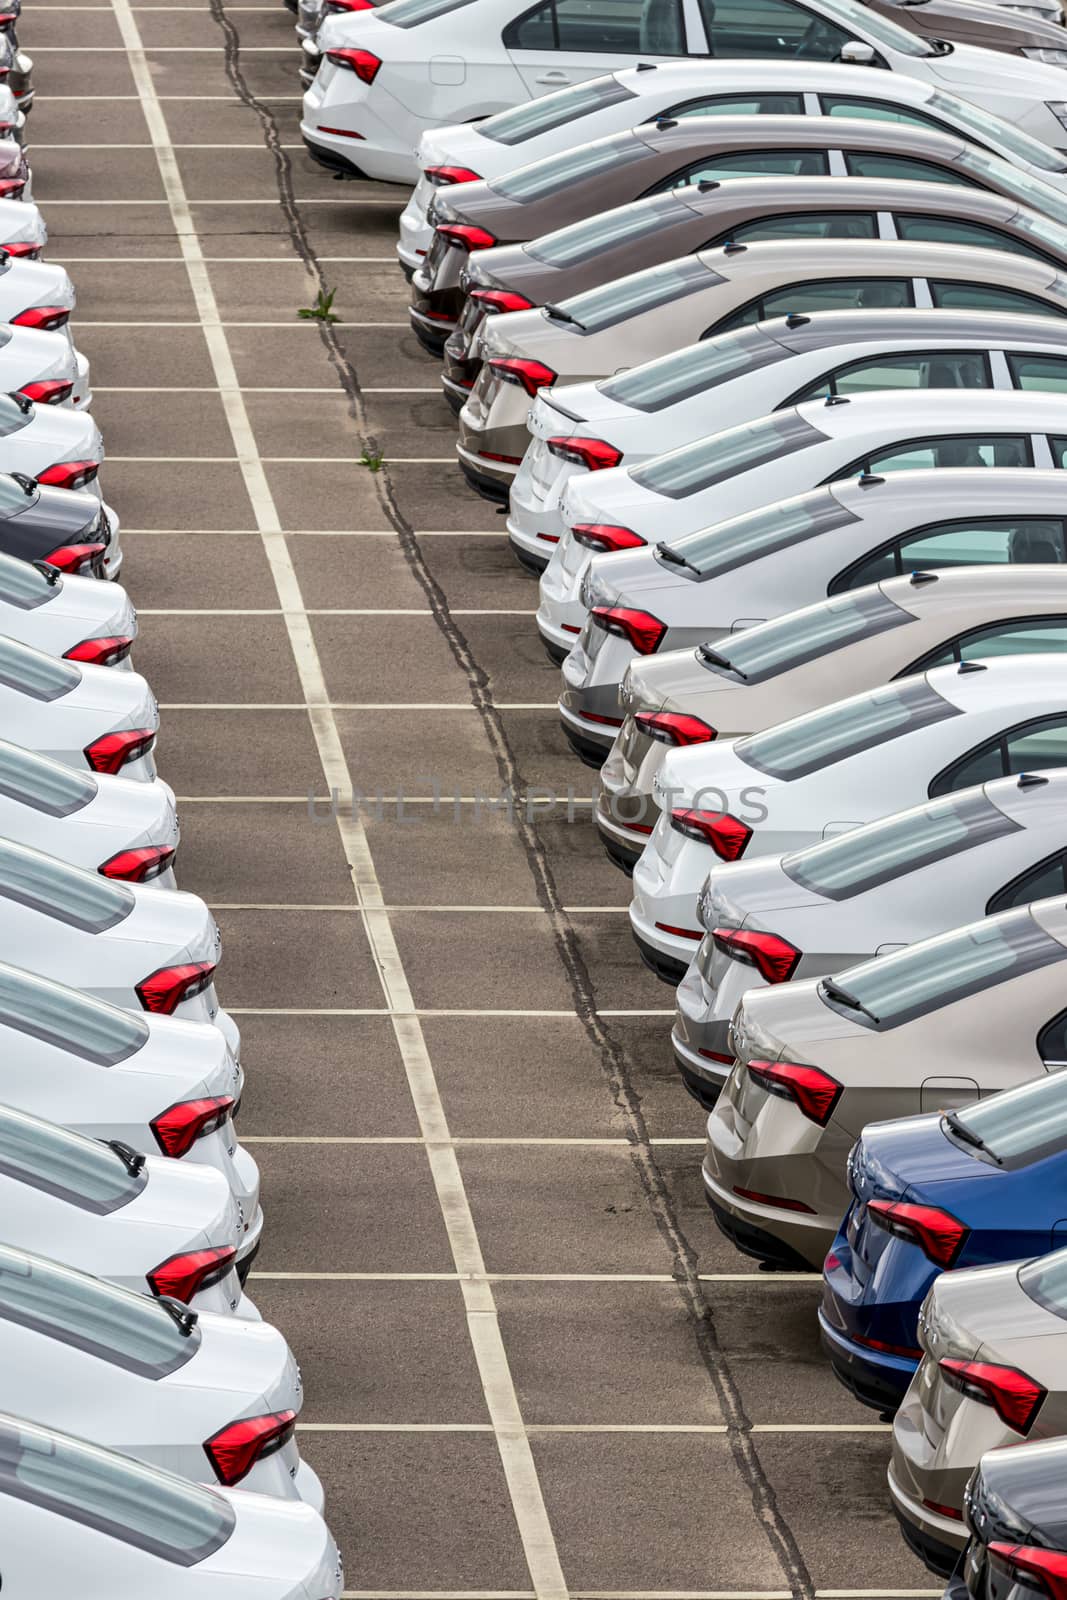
[124,528,507,535]
[293,1423,890,1435]
[239,1136,700,1146]
[177,795,597,803]
[140,607,532,615]
[157,701,558,709]
[111,5,568,1590]
[251,1272,819,1283]
[110,454,455,461]
[94,381,437,387]
[212,904,625,912]
[226,1008,673,1017]
[50,198,405,204]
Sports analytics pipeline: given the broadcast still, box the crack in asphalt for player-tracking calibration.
[202,14,816,1593]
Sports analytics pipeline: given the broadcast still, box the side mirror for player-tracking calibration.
[838,38,877,65]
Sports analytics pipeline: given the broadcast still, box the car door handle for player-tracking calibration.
[535,70,570,82]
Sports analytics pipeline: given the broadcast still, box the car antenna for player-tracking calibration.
[1018,772,1050,788]
[909,569,938,585]
[857,472,884,488]
[655,116,678,129]
[958,660,987,673]
[785,313,810,328]
[697,178,720,193]
[635,61,656,69]
[722,237,746,254]
[824,394,850,406]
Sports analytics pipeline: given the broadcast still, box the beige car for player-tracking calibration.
[599,565,1067,857]
[702,896,1067,1271]
[892,1243,1067,1573]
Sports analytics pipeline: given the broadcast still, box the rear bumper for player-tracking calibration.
[558,696,616,765]
[457,452,512,504]
[302,130,366,179]
[631,923,689,986]
[818,1309,916,1413]
[888,1462,968,1577]
[671,1030,725,1109]
[702,1160,824,1272]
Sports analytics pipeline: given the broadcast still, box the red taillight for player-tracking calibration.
[470,287,534,314]
[573,523,645,554]
[990,1544,1067,1600]
[99,845,175,884]
[922,1499,965,1522]
[480,450,522,464]
[19,379,73,404]
[43,542,106,576]
[547,435,622,471]
[654,921,703,941]
[204,1410,297,1487]
[150,1094,234,1158]
[425,164,481,186]
[37,459,100,491]
[325,0,375,13]
[12,306,70,332]
[325,47,380,81]
[855,1334,923,1359]
[634,709,714,746]
[711,927,800,984]
[319,125,364,139]
[733,1185,815,1214]
[3,243,40,260]
[0,178,23,198]
[866,1199,969,1268]
[699,1047,733,1063]
[83,727,156,775]
[437,222,496,252]
[489,356,556,396]
[939,1359,1046,1433]
[746,1060,842,1127]
[147,1244,236,1304]
[669,808,751,860]
[590,605,665,656]
[137,961,217,1016]
[63,635,134,668]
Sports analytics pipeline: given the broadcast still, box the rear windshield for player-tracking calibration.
[0,552,61,611]
[0,839,133,933]
[632,410,825,500]
[927,90,1067,175]
[479,77,636,146]
[669,488,859,581]
[0,395,30,440]
[599,324,784,412]
[490,131,649,203]
[0,964,148,1067]
[0,1246,199,1378]
[376,0,475,25]
[0,1416,234,1566]
[525,192,693,268]
[698,587,912,686]
[556,254,719,336]
[957,146,1067,231]
[736,677,960,782]
[0,1104,146,1215]
[821,909,1065,1030]
[950,1074,1067,1170]
[0,740,95,819]
[0,637,80,704]
[782,790,1021,900]
[0,474,37,515]
[1020,1244,1067,1320]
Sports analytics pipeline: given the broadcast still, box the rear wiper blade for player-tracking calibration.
[697,642,745,678]
[821,977,879,1024]
[543,302,584,329]
[945,1109,1002,1165]
[656,541,700,573]
[157,1293,199,1337]
[105,1138,146,1176]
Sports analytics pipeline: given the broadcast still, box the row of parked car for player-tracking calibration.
[297,0,1067,1590]
[0,29,348,1599]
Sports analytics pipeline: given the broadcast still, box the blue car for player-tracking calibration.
[819,1070,1067,1414]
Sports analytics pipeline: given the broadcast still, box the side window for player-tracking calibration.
[697,0,852,58]
[907,616,1067,673]
[665,149,830,190]
[1038,1004,1067,1065]
[830,518,1067,594]
[1009,354,1067,394]
[843,152,975,186]
[863,434,1033,474]
[714,212,878,248]
[930,716,1067,796]
[788,349,991,405]
[818,95,945,130]
[895,215,1052,265]
[1051,436,1067,468]
[710,276,912,335]
[506,0,685,52]
[931,281,1063,318]
[666,93,806,117]
[989,852,1067,916]
[505,0,556,46]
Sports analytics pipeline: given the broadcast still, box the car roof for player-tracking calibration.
[879,565,1067,614]
[765,305,1067,353]
[829,468,1067,519]
[678,174,1021,226]
[695,236,1062,287]
[794,386,1067,434]
[612,61,942,96]
[638,112,969,162]
[927,652,1067,719]
[986,766,1067,830]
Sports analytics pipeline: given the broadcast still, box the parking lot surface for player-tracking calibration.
[35,8,941,1592]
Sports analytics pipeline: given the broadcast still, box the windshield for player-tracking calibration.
[823,909,1064,1029]
[0,963,147,1067]
[0,1246,199,1378]
[0,1415,234,1566]
[957,146,1067,233]
[927,89,1067,176]
[376,0,475,25]
[0,838,133,933]
[951,1073,1067,1168]
[0,636,80,704]
[525,193,693,268]
[490,131,649,203]
[0,552,60,611]
[557,254,719,335]
[736,676,960,781]
[700,587,912,685]
[0,740,95,819]
[633,411,826,500]
[668,488,859,580]
[600,324,784,412]
[782,790,1020,900]
[0,1104,146,1215]
[820,0,932,55]
[479,77,636,146]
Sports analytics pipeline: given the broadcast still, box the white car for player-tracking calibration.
[0,197,46,260]
[673,768,1067,1104]
[0,961,263,1273]
[0,549,136,666]
[398,59,1067,270]
[0,83,26,146]
[0,390,106,495]
[0,835,240,1060]
[0,319,93,410]
[0,635,159,782]
[0,1101,254,1318]
[517,307,1067,607]
[302,0,1067,186]
[0,739,180,887]
[628,653,1067,976]
[556,387,1067,761]
[0,1244,323,1505]
[0,256,92,437]
[0,1414,343,1598]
